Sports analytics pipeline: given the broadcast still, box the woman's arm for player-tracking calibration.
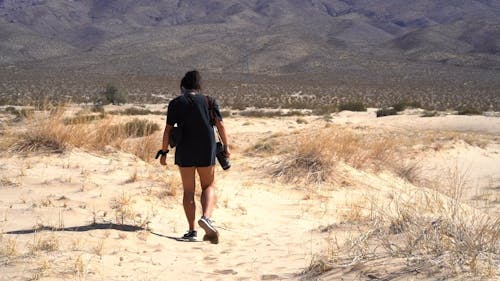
[215,120,230,158]
[160,124,173,165]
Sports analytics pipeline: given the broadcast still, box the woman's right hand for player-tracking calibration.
[224,146,231,159]
[160,154,167,166]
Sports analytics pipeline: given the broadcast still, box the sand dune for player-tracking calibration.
[0,108,498,280]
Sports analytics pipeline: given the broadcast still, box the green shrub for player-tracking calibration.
[376,108,398,117]
[392,101,421,112]
[339,102,366,112]
[98,84,128,105]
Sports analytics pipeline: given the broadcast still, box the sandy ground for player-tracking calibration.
[0,108,499,280]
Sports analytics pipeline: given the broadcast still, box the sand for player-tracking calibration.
[0,108,498,280]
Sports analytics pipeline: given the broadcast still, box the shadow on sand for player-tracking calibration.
[3,223,202,242]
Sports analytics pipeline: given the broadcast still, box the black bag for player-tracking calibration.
[169,124,182,148]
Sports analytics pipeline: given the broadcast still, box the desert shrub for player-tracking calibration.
[376,108,398,117]
[109,119,160,138]
[272,133,336,183]
[272,128,395,183]
[4,106,16,113]
[5,107,35,120]
[458,107,482,116]
[121,132,161,162]
[316,200,499,280]
[392,100,421,112]
[339,101,366,112]
[9,109,70,153]
[5,107,162,160]
[98,84,128,105]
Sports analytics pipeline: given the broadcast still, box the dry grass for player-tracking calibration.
[93,239,105,257]
[121,131,162,162]
[4,106,162,161]
[392,160,422,184]
[307,187,500,280]
[110,192,136,225]
[272,127,396,183]
[0,235,18,261]
[29,234,60,254]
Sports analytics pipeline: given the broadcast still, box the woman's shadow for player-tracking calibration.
[4,222,202,243]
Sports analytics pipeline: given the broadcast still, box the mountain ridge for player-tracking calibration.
[0,0,499,74]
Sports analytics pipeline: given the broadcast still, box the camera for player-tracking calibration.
[216,142,231,170]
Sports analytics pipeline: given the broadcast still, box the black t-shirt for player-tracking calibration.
[167,92,222,167]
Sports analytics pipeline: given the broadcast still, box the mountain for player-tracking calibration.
[0,0,499,74]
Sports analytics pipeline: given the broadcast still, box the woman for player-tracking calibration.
[159,70,230,244]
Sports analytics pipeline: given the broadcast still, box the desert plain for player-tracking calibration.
[0,104,499,281]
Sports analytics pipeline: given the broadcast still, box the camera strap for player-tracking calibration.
[205,95,222,142]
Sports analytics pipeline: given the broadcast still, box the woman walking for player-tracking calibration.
[158,70,230,244]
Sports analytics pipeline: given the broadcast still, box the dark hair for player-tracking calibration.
[180,70,202,91]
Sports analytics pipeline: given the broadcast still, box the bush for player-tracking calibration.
[458,107,482,116]
[98,84,128,105]
[392,101,421,112]
[376,108,398,117]
[339,101,366,112]
[6,107,35,120]
[239,110,283,118]
[110,119,160,138]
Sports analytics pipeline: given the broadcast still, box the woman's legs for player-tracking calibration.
[179,166,196,231]
[196,166,216,219]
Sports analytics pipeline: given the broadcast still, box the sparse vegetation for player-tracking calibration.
[109,107,163,116]
[4,107,161,162]
[338,101,367,112]
[308,193,499,280]
[110,192,136,225]
[392,100,421,112]
[29,234,60,253]
[272,127,395,183]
